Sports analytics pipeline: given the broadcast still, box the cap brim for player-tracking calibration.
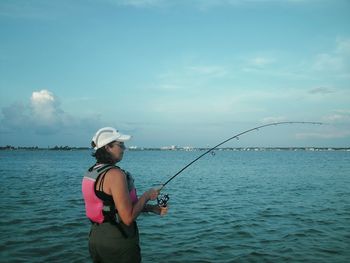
[116,134,131,142]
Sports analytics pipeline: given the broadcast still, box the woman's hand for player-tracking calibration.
[156,205,168,216]
[144,204,169,216]
[146,187,161,201]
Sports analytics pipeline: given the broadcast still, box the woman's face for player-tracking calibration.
[106,141,126,162]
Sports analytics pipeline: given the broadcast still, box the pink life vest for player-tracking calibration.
[82,164,138,223]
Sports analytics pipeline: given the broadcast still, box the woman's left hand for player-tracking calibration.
[145,204,169,216]
[156,205,168,216]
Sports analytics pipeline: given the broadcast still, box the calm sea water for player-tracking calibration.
[0,149,349,263]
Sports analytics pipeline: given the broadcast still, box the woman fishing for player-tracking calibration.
[82,127,168,263]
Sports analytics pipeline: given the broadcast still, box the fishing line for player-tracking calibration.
[157,121,323,206]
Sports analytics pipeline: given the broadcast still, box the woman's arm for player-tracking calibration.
[107,169,159,226]
[143,204,168,216]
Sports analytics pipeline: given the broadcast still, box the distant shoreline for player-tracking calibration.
[1,145,349,152]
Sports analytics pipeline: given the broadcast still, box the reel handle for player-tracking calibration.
[157,193,169,207]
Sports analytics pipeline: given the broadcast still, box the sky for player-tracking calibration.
[0,0,350,148]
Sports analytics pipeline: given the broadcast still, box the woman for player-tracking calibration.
[82,127,168,263]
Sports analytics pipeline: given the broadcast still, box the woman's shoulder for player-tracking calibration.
[106,166,127,181]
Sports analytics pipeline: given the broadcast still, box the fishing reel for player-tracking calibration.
[157,193,169,207]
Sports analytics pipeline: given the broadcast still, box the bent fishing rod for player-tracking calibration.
[156,121,323,207]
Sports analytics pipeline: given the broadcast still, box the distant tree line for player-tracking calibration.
[0,145,89,150]
[1,145,349,152]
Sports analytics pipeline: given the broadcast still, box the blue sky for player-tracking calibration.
[1,0,349,148]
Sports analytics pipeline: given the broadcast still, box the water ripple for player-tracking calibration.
[1,150,350,262]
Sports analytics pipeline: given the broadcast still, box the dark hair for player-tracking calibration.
[91,141,116,164]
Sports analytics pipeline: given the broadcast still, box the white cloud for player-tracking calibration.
[295,130,350,140]
[313,53,343,71]
[155,63,229,91]
[187,65,228,77]
[1,90,88,136]
[112,0,314,9]
[158,84,183,90]
[335,38,350,55]
[0,89,133,143]
[241,38,350,81]
[30,89,59,123]
[260,116,287,123]
[31,89,55,103]
[249,56,274,67]
[241,54,279,74]
[322,109,350,123]
[0,1,75,20]
[0,102,30,131]
[312,37,350,72]
[290,110,350,141]
[113,0,166,8]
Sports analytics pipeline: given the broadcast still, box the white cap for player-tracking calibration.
[92,127,131,150]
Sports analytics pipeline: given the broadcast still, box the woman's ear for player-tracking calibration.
[105,145,112,153]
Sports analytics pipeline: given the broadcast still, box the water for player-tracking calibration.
[0,149,349,263]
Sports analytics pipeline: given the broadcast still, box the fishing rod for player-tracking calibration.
[156,121,323,207]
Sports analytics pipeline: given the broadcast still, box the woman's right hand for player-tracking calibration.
[146,187,161,201]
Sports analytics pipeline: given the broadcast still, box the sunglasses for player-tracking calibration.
[112,141,126,149]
